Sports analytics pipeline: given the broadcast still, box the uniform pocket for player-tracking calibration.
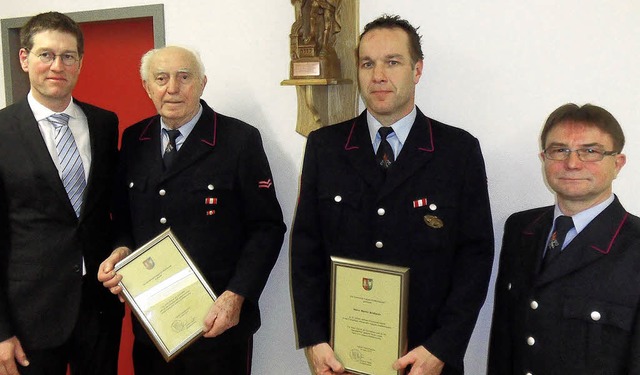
[317,188,362,244]
[563,296,633,369]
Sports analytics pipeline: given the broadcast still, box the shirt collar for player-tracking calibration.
[27,91,80,121]
[160,104,203,139]
[554,194,615,234]
[367,106,417,145]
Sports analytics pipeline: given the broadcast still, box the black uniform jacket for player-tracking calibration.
[291,108,494,373]
[488,197,640,374]
[113,100,285,346]
[0,98,122,349]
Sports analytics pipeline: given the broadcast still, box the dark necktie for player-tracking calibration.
[376,127,395,170]
[163,129,181,170]
[543,215,574,269]
[49,113,85,217]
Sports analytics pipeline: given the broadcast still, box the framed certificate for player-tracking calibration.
[115,228,217,362]
[330,256,409,375]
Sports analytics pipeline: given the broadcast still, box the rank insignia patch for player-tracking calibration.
[258,179,272,189]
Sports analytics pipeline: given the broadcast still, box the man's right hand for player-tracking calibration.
[304,342,345,375]
[97,246,131,302]
[0,336,28,375]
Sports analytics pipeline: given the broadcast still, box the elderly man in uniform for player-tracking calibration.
[488,103,640,374]
[98,45,285,375]
[291,14,494,375]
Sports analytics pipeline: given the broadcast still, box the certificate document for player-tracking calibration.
[330,256,409,375]
[115,228,216,361]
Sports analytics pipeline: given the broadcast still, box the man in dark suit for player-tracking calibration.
[290,15,494,375]
[0,11,122,375]
[98,45,285,374]
[488,103,640,374]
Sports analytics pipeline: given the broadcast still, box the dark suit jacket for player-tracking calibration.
[113,100,285,346]
[291,109,494,373]
[0,98,122,350]
[488,197,640,374]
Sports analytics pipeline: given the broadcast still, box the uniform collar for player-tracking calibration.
[366,106,417,147]
[160,103,203,140]
[554,194,615,235]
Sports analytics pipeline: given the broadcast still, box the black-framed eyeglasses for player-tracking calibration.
[543,147,618,162]
[26,49,80,66]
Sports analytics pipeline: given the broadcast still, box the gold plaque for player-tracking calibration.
[293,61,321,77]
[115,228,217,362]
[330,256,409,375]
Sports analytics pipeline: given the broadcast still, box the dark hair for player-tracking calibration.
[540,103,625,152]
[20,12,84,56]
[359,14,423,64]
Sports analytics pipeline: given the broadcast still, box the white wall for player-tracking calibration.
[2,1,639,374]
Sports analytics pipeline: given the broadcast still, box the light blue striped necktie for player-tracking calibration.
[49,113,86,217]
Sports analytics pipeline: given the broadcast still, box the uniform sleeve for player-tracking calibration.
[290,132,332,348]
[423,137,495,370]
[224,128,286,303]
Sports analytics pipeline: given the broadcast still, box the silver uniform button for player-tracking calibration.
[429,203,437,211]
[208,184,214,190]
[507,283,512,291]
[377,208,385,216]
[530,301,539,310]
[129,182,134,188]
[375,241,383,249]
[160,217,167,224]
[526,373,533,375]
[591,311,601,321]
[159,189,166,196]
[334,195,342,203]
[527,337,535,346]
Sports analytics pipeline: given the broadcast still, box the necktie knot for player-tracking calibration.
[554,215,574,237]
[48,113,71,129]
[376,127,395,170]
[378,126,394,140]
[166,129,181,143]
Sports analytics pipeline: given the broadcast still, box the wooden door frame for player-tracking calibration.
[1,4,165,105]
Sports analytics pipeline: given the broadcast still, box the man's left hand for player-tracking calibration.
[202,291,245,338]
[393,345,444,375]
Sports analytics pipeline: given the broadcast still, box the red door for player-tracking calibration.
[74,17,157,375]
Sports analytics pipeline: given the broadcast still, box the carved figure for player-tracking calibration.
[289,0,342,79]
[307,0,340,56]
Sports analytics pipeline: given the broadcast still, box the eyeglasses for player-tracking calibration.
[543,147,618,162]
[27,49,80,66]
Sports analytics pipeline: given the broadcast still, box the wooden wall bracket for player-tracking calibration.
[282,0,359,137]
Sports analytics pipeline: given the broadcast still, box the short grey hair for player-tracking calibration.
[139,45,206,82]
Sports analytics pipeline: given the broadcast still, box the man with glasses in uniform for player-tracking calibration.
[0,11,122,375]
[488,103,640,374]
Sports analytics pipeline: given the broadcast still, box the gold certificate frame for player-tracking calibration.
[115,228,217,361]
[330,256,409,375]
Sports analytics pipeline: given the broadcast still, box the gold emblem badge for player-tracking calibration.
[424,215,444,228]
